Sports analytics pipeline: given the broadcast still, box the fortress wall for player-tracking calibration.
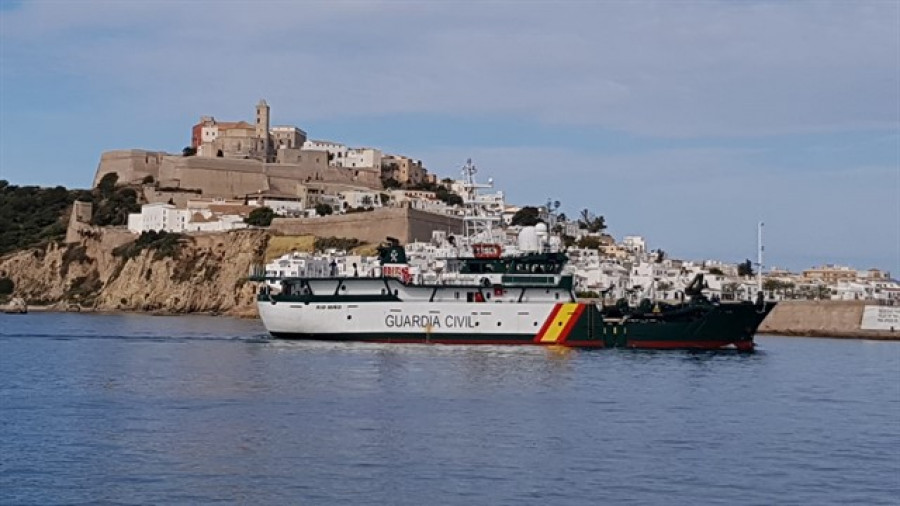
[65,200,94,243]
[158,157,269,197]
[264,162,377,189]
[175,168,269,198]
[143,188,198,207]
[270,208,463,244]
[407,208,464,241]
[92,150,167,187]
[94,148,383,200]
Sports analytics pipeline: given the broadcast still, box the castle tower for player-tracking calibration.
[255,99,271,161]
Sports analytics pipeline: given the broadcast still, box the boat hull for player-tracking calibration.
[258,299,773,351]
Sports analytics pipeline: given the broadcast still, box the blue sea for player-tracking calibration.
[1,313,898,505]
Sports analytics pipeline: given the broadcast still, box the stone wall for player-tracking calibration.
[65,200,94,243]
[93,149,384,197]
[92,150,168,187]
[270,207,463,244]
[759,300,898,339]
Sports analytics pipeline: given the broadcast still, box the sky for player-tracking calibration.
[1,0,898,274]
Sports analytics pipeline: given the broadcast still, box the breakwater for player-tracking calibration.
[759,300,899,340]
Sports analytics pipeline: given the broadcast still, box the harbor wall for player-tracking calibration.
[759,300,898,339]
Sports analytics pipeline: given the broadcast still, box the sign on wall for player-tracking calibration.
[861,306,900,331]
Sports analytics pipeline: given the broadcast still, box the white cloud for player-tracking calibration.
[3,1,898,137]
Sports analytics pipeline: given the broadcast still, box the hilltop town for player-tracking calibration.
[1,99,897,312]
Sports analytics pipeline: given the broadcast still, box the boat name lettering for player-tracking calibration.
[383,314,477,328]
[315,304,343,310]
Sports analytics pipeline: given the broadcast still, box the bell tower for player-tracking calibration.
[255,99,271,161]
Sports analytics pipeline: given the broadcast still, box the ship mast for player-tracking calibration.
[459,158,501,246]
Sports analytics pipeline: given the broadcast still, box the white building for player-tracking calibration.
[245,193,305,216]
[128,203,188,233]
[338,190,382,211]
[301,140,348,164]
[341,148,382,169]
[622,236,646,254]
[128,202,250,234]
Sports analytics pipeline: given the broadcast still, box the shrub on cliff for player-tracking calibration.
[245,207,275,227]
[0,277,14,296]
[113,230,186,260]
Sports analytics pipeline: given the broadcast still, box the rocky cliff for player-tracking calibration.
[0,229,270,317]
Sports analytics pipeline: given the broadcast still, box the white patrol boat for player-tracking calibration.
[251,160,774,349]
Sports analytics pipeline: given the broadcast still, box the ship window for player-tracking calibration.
[455,292,460,299]
[497,322,502,326]
[533,322,538,326]
[341,285,347,291]
[347,315,352,320]
[555,292,559,300]
[381,289,386,294]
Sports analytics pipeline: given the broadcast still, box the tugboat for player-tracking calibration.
[252,161,774,350]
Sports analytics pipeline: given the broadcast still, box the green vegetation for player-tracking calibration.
[0,277,14,296]
[60,244,92,277]
[738,259,755,277]
[91,173,141,226]
[406,180,464,207]
[382,177,401,189]
[434,186,463,206]
[0,180,83,256]
[182,146,197,157]
[315,203,334,216]
[708,267,725,276]
[510,206,541,226]
[578,209,606,233]
[245,206,275,227]
[314,237,361,252]
[112,230,186,260]
[64,272,102,305]
[576,236,602,249]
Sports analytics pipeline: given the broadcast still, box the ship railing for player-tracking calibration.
[248,264,267,281]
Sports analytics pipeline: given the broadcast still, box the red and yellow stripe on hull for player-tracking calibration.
[534,303,586,345]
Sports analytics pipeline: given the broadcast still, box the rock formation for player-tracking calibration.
[0,229,270,317]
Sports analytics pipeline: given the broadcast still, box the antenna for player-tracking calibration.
[757,221,764,297]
